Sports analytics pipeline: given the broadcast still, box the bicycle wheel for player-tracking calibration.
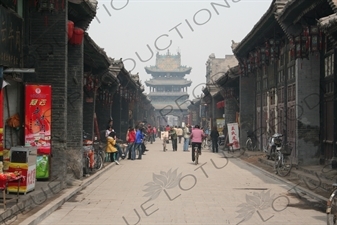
[327,189,337,225]
[94,152,103,171]
[274,151,281,174]
[246,139,253,151]
[277,154,292,177]
[207,140,212,149]
[195,148,199,165]
[83,156,90,176]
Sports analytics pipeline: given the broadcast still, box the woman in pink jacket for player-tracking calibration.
[190,125,206,162]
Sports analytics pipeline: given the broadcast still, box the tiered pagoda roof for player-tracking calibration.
[145,51,192,74]
[145,79,192,87]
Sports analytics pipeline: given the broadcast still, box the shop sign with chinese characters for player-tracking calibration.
[227,123,240,150]
[25,85,52,155]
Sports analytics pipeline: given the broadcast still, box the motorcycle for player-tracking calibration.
[264,133,283,160]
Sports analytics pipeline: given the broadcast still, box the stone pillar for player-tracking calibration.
[225,98,237,124]
[296,56,320,165]
[66,42,83,179]
[26,2,68,182]
[239,76,255,147]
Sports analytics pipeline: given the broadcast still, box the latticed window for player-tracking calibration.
[287,65,295,80]
[270,90,276,105]
[256,94,261,107]
[263,92,267,106]
[325,53,334,77]
[277,87,284,103]
[287,84,295,101]
[278,70,284,84]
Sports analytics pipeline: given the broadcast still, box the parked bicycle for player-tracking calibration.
[93,140,104,170]
[327,183,337,224]
[82,131,104,176]
[274,141,292,177]
[264,132,283,160]
[202,135,212,149]
[246,130,258,151]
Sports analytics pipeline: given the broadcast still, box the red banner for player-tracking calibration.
[25,85,52,155]
[0,89,3,156]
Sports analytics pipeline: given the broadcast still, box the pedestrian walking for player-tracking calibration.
[210,126,219,153]
[153,126,157,140]
[183,124,191,151]
[135,126,144,159]
[176,126,183,144]
[126,127,136,160]
[106,132,119,165]
[170,127,178,151]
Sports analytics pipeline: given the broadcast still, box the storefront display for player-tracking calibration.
[0,88,3,161]
[36,155,49,178]
[7,147,36,193]
[25,84,52,179]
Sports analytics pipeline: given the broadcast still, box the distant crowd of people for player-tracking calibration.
[105,120,150,165]
[159,124,221,162]
[104,119,223,164]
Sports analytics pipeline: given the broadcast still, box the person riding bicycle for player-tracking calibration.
[190,125,206,162]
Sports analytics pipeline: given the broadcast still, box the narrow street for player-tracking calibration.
[37,140,325,225]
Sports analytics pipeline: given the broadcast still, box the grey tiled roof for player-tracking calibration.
[148,92,189,97]
[318,14,337,30]
[328,0,337,13]
[145,79,192,86]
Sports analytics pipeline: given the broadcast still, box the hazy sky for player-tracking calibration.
[88,0,272,99]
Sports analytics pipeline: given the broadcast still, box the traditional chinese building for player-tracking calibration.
[145,51,192,127]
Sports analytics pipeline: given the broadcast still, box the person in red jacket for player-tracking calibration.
[126,127,136,160]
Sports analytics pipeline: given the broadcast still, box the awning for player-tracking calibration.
[216,100,225,109]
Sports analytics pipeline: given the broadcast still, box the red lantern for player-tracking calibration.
[289,37,295,60]
[69,27,84,45]
[67,21,74,40]
[319,30,323,51]
[310,26,319,52]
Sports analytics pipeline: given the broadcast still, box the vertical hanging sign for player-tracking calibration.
[227,123,240,150]
[0,67,3,158]
[25,85,52,155]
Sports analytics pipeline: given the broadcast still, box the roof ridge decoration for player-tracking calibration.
[318,13,337,30]
[68,0,98,11]
[328,0,337,13]
[233,0,280,55]
[231,40,240,51]
[276,0,326,39]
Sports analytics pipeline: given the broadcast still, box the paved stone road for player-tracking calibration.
[38,139,325,225]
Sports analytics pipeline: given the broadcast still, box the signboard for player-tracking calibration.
[7,163,36,193]
[0,6,23,67]
[227,123,240,150]
[216,119,225,135]
[0,87,3,157]
[25,85,52,155]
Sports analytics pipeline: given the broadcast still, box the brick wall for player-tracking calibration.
[239,76,255,147]
[224,97,238,142]
[296,57,320,165]
[26,2,68,181]
[67,43,83,179]
[96,99,112,141]
[83,100,94,139]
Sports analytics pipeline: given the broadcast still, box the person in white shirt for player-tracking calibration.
[106,126,114,137]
